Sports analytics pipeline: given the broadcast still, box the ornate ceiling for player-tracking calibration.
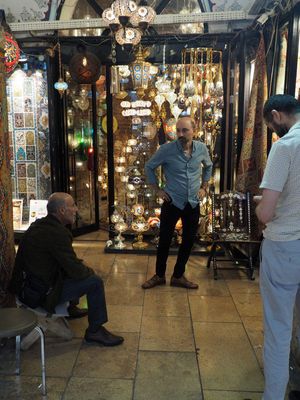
[0,0,266,23]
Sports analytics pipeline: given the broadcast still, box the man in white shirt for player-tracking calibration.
[255,95,300,400]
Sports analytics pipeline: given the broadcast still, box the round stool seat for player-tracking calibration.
[0,308,37,338]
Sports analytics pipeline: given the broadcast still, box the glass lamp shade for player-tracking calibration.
[131,217,148,232]
[130,48,151,90]
[127,138,137,146]
[4,32,20,74]
[112,0,138,18]
[130,6,156,26]
[54,78,68,97]
[131,203,144,216]
[102,7,119,25]
[69,52,101,84]
[115,27,141,46]
[115,165,125,173]
[115,221,128,233]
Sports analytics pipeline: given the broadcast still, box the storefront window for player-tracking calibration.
[7,66,51,231]
[65,75,96,228]
[109,47,224,248]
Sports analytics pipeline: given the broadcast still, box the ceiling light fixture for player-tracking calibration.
[102,0,156,46]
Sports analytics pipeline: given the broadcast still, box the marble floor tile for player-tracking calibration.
[134,351,202,400]
[140,316,195,351]
[64,377,133,400]
[21,338,82,378]
[105,273,145,306]
[189,296,241,322]
[231,293,263,318]
[143,291,190,317]
[242,317,264,369]
[73,333,138,379]
[225,278,260,294]
[112,255,149,274]
[0,376,66,400]
[203,390,263,399]
[106,305,143,332]
[194,322,264,391]
[68,317,89,338]
[188,278,230,297]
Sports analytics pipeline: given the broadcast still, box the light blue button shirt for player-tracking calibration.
[145,139,213,210]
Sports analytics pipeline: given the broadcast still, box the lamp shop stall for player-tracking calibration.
[5,5,240,251]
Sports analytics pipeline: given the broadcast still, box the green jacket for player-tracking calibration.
[11,215,94,313]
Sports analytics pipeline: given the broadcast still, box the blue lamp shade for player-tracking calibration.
[54,78,68,97]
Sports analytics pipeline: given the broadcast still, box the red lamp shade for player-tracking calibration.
[3,32,20,74]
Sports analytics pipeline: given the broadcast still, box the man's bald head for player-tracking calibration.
[47,192,72,214]
[177,117,195,131]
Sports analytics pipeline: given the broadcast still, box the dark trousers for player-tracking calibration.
[59,274,108,332]
[156,202,200,278]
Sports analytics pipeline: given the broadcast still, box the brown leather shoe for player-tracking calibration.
[170,275,198,289]
[142,274,166,289]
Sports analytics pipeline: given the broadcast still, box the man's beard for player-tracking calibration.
[272,122,289,138]
[178,136,188,146]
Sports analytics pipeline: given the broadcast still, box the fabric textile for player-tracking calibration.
[236,35,268,194]
[0,35,15,306]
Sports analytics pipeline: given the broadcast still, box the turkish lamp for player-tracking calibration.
[54,42,68,98]
[115,27,141,46]
[112,0,137,27]
[130,6,156,30]
[130,46,151,97]
[102,7,120,32]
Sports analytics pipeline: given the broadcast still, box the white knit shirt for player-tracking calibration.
[260,121,300,241]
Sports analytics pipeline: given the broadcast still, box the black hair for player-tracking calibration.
[263,94,300,122]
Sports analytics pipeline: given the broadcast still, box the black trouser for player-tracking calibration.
[59,274,108,332]
[156,202,200,278]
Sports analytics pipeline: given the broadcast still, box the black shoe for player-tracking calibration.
[66,305,88,319]
[84,326,124,346]
[289,391,300,400]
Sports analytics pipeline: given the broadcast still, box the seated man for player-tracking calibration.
[11,192,123,347]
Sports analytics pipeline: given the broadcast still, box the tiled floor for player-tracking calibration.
[0,232,296,399]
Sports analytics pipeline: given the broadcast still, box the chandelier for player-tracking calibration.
[102,0,156,46]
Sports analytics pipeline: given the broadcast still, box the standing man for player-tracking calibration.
[11,192,124,347]
[255,95,300,400]
[142,117,213,289]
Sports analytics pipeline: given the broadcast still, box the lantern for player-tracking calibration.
[130,46,151,98]
[69,50,101,84]
[3,32,20,74]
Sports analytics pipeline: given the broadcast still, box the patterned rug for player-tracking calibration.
[0,32,15,306]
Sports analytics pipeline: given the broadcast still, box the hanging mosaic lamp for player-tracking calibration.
[3,32,20,74]
[69,48,101,84]
[54,42,68,98]
[0,11,20,74]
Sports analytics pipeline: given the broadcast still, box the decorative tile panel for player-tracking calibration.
[7,69,51,223]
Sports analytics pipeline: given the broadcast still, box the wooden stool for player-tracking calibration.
[0,308,46,396]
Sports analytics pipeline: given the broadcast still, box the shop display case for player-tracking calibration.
[64,66,109,233]
[106,46,225,252]
[7,65,51,231]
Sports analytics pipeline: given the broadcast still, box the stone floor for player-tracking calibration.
[0,231,298,399]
